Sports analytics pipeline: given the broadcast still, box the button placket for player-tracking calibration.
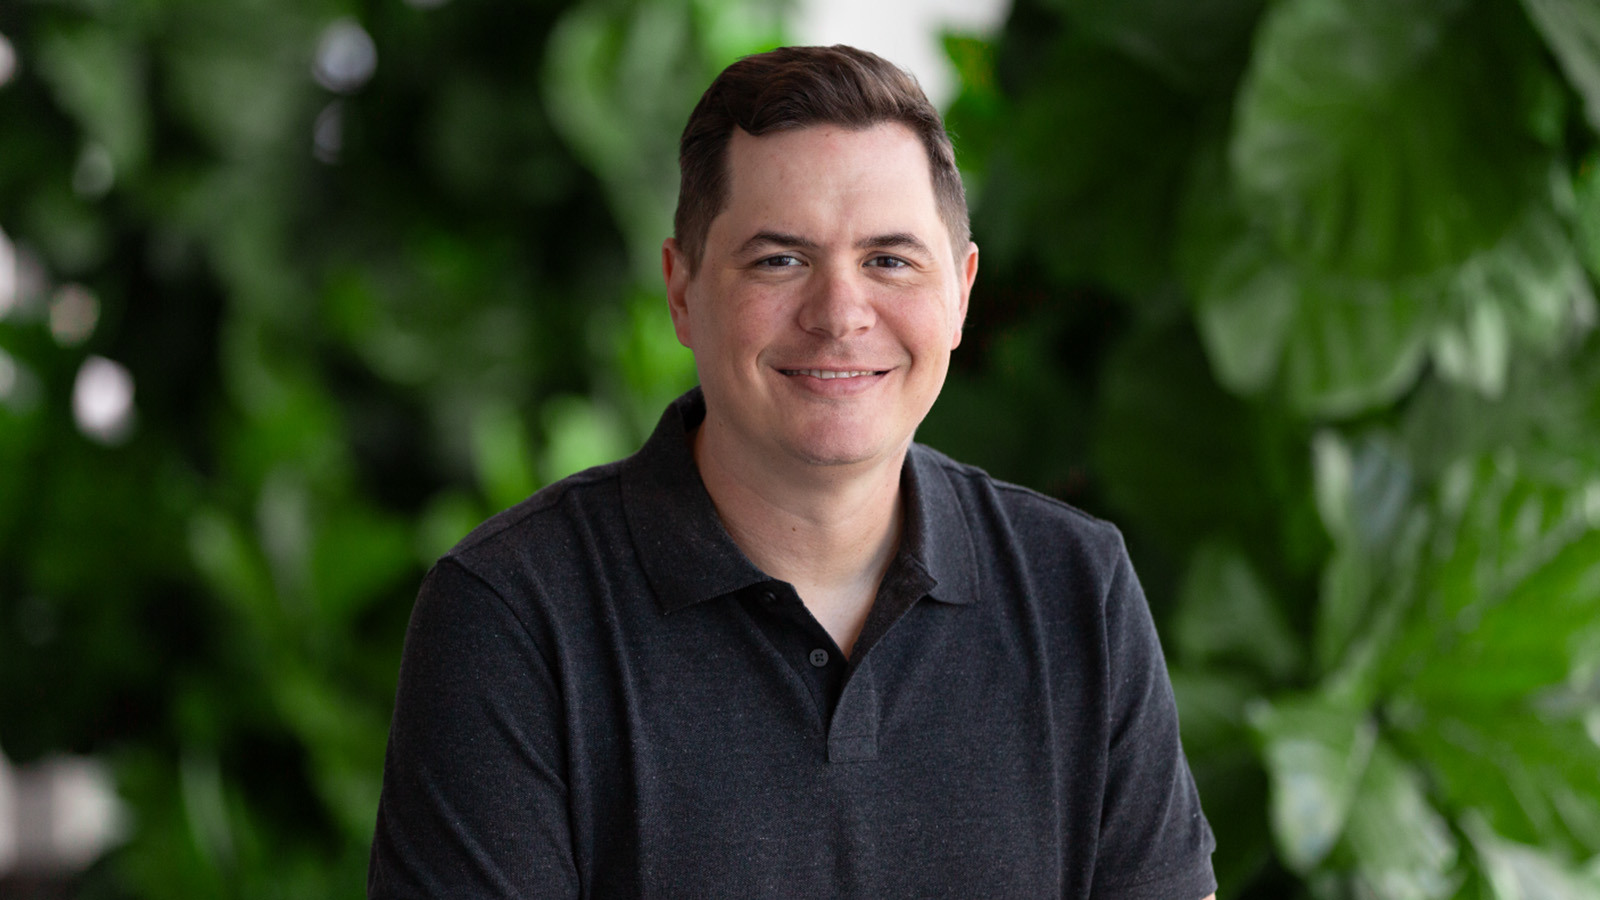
[827,657,879,763]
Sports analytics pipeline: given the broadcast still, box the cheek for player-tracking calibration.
[725,296,791,351]
[888,298,962,354]
[690,300,770,371]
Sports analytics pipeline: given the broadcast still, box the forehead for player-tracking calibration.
[713,123,942,241]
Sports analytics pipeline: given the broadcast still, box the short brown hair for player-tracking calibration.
[673,45,970,271]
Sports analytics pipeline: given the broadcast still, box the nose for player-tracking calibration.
[796,266,875,339]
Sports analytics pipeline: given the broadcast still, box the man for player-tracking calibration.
[370,45,1216,898]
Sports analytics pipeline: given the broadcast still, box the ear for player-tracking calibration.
[950,241,978,350]
[662,238,695,350]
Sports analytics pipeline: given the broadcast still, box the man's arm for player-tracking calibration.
[1090,535,1218,900]
[368,559,577,898]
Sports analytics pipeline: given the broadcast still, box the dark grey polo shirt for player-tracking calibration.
[370,388,1215,899]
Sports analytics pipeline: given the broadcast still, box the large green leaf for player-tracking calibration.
[1339,740,1459,900]
[972,31,1199,299]
[1189,224,1301,396]
[1349,437,1600,853]
[1182,145,1438,416]
[1274,271,1432,418]
[1309,432,1429,674]
[1270,348,1600,882]
[1311,431,1413,552]
[1403,712,1600,856]
[1429,208,1596,398]
[1399,338,1600,483]
[1394,455,1600,686]
[1175,539,1301,680]
[1466,814,1600,900]
[1249,692,1377,872]
[1044,0,1264,93]
[1233,0,1544,281]
[1520,0,1600,134]
[1576,154,1600,282]
[1185,192,1591,415]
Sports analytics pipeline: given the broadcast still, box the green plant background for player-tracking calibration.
[2,0,1599,896]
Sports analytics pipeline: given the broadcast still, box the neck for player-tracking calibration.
[693,422,905,656]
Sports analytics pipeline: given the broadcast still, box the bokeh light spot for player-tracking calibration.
[0,33,17,88]
[49,284,99,346]
[313,19,377,94]
[0,226,15,318]
[72,356,136,444]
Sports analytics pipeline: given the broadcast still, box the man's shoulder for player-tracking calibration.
[444,455,632,567]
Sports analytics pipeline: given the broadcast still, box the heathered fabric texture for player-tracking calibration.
[369,388,1216,899]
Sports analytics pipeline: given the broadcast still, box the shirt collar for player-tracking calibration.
[901,441,980,607]
[621,387,980,614]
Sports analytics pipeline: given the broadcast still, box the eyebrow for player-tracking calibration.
[735,230,934,258]
[737,231,819,256]
[856,232,933,257]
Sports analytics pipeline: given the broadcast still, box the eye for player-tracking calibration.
[757,254,803,268]
[865,255,910,269]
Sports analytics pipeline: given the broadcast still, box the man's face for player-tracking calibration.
[664,123,978,475]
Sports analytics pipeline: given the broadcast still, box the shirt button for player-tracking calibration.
[761,590,777,603]
[809,648,829,667]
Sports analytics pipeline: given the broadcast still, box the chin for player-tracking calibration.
[783,430,905,470]
[792,448,877,468]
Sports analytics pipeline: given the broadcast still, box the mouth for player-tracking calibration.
[778,368,888,379]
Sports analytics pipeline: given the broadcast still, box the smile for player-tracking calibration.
[781,369,884,379]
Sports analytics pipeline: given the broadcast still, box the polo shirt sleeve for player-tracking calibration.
[1091,539,1217,900]
[368,557,578,899]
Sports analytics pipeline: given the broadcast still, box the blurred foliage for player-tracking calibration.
[926,0,1600,897]
[0,0,774,894]
[1,0,1598,897]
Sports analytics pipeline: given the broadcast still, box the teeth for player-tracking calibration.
[788,369,876,379]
